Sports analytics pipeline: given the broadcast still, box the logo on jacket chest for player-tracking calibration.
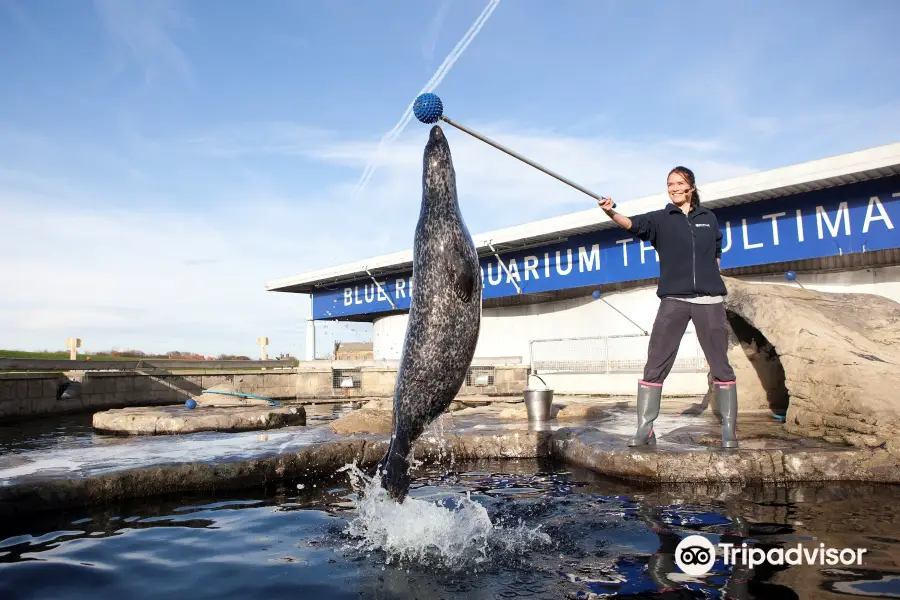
[694,223,710,227]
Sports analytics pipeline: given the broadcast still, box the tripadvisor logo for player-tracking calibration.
[675,536,716,576]
[675,535,867,575]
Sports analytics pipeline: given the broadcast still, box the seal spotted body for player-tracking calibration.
[375,125,482,501]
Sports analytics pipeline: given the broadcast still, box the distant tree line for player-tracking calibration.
[87,349,299,361]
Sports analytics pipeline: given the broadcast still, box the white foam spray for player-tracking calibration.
[337,461,550,570]
[352,0,501,199]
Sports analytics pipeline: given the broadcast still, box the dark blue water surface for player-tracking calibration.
[2,458,900,600]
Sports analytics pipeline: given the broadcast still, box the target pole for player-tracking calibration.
[598,297,648,336]
[440,115,614,206]
[414,93,615,208]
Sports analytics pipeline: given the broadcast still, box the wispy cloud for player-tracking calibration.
[4,97,897,358]
[160,115,760,251]
[318,124,755,225]
[0,113,757,357]
[93,0,192,84]
[352,0,502,199]
[422,0,453,65]
[0,177,380,358]
[177,122,336,158]
[8,79,898,356]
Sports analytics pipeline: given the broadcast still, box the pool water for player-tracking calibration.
[0,404,355,481]
[0,404,354,455]
[2,458,899,599]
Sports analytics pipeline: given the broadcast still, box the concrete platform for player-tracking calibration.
[92,404,306,435]
[3,395,899,516]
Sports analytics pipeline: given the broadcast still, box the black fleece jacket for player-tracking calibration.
[627,203,728,298]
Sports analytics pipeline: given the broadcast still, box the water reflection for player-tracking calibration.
[0,402,356,483]
[0,459,897,599]
[0,413,96,454]
[0,403,353,456]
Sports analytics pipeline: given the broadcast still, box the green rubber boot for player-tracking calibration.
[716,381,739,449]
[628,380,662,447]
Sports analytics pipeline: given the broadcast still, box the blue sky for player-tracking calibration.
[1,0,899,358]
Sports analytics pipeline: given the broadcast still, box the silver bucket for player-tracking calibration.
[524,388,554,421]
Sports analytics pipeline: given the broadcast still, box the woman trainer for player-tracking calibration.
[597,166,738,449]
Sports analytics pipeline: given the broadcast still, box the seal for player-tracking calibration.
[374,124,482,502]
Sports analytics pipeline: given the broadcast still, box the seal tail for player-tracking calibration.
[374,441,412,502]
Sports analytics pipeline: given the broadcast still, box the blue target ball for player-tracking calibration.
[592,290,601,299]
[185,398,197,410]
[413,93,443,124]
[785,271,796,281]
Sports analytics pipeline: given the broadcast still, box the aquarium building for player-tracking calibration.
[266,142,900,394]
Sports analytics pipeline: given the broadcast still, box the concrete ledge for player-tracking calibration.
[4,417,900,518]
[551,428,900,484]
[0,431,550,517]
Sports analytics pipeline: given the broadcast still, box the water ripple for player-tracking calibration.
[0,458,898,599]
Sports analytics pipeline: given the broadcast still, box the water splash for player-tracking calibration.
[337,462,550,570]
[429,413,457,469]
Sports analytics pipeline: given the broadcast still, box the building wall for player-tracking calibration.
[373,286,668,362]
[309,173,900,322]
[334,350,374,360]
[372,265,900,365]
[0,370,300,421]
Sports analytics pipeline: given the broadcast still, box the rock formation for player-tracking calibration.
[327,398,471,436]
[712,316,788,414]
[329,407,393,435]
[717,275,900,455]
[92,404,306,435]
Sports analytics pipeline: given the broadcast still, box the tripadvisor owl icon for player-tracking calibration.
[675,535,716,576]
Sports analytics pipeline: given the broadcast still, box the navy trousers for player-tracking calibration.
[643,298,736,384]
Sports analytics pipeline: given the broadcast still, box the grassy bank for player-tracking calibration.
[0,350,295,372]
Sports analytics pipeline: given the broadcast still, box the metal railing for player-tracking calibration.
[529,332,709,374]
[332,368,362,389]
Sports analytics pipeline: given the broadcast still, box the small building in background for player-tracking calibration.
[334,341,374,361]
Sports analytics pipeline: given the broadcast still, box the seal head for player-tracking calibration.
[374,125,482,501]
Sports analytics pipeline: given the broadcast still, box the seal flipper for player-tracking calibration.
[378,448,412,502]
[447,243,478,303]
[374,436,413,501]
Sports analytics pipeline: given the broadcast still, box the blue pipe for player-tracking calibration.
[201,389,280,407]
